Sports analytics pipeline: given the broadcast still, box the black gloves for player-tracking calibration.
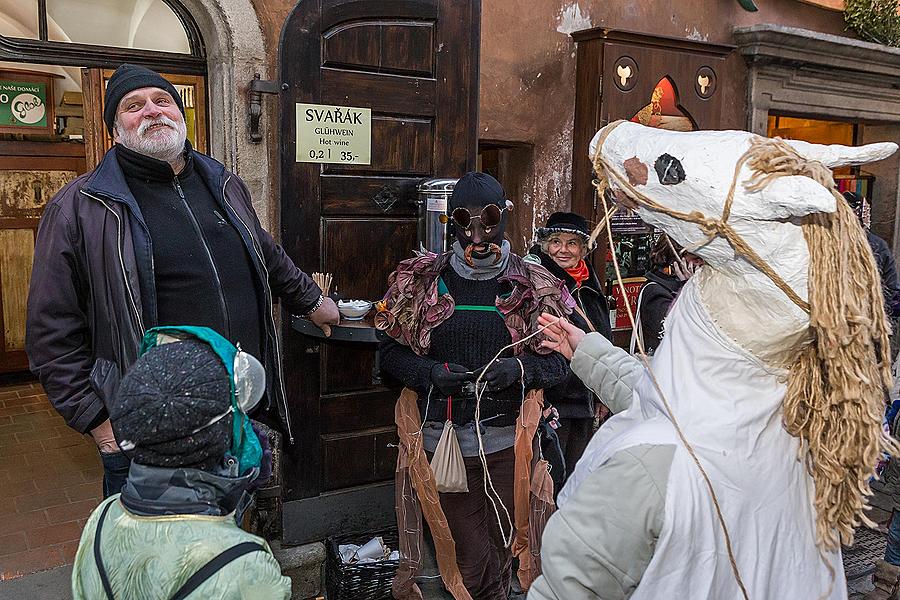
[431,359,524,395]
[481,358,523,392]
[430,362,471,397]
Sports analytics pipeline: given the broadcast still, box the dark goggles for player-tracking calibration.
[444,204,507,232]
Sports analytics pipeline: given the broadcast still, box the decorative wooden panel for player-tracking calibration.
[320,175,419,216]
[323,21,434,77]
[0,170,76,218]
[0,229,34,351]
[322,218,418,301]
[326,116,433,175]
[322,343,375,394]
[322,426,398,491]
[321,389,396,433]
[321,69,436,116]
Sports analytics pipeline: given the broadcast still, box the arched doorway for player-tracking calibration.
[0,0,208,374]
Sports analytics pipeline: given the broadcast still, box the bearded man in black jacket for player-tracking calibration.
[26,64,339,498]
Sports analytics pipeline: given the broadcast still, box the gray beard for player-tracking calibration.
[116,118,187,164]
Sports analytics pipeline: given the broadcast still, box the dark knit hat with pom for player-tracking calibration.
[109,339,233,469]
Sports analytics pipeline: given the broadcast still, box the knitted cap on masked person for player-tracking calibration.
[448,172,512,274]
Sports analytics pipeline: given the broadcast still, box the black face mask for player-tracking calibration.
[451,202,508,259]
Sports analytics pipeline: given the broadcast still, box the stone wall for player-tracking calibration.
[479,0,848,248]
[240,1,855,247]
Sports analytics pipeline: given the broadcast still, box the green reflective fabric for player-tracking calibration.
[72,496,291,600]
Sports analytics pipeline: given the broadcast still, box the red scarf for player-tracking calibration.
[565,260,589,288]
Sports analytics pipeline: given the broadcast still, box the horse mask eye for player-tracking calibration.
[655,154,686,185]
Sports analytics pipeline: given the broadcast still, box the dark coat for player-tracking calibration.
[26,145,320,442]
[638,270,684,355]
[529,246,612,418]
[868,231,900,316]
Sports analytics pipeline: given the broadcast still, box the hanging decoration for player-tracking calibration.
[845,0,900,47]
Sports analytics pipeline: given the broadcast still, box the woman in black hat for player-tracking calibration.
[528,212,612,480]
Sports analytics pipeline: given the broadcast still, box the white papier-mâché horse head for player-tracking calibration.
[589,121,897,365]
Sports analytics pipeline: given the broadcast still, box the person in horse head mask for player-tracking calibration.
[377,172,573,599]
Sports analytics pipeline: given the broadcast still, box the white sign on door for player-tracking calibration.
[295,103,372,165]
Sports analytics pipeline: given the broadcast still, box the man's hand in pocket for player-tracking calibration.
[90,419,119,454]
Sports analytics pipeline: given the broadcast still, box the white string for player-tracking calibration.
[472,320,558,548]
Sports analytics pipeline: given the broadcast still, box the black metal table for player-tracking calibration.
[290,315,385,344]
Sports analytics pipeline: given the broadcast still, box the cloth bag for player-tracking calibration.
[430,420,468,493]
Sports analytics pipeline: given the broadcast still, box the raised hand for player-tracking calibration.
[538,313,585,360]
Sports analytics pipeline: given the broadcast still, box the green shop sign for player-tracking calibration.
[0,80,47,128]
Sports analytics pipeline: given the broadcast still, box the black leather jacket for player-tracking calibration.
[26,145,320,441]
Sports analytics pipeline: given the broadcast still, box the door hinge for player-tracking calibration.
[248,73,286,144]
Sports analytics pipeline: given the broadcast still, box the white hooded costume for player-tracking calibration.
[529,122,898,600]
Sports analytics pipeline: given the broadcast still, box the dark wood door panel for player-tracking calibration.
[381,23,434,76]
[322,218,418,300]
[320,175,419,216]
[321,0,438,30]
[323,426,398,490]
[322,69,435,116]
[324,116,432,176]
[323,21,435,77]
[321,388,397,433]
[322,342,376,394]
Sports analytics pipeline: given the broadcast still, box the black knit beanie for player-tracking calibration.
[537,212,591,241]
[109,340,233,470]
[103,64,185,134]
[449,172,506,210]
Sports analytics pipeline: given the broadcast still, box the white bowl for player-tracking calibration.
[338,300,373,321]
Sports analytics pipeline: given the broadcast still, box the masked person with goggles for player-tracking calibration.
[71,326,290,600]
[377,172,572,599]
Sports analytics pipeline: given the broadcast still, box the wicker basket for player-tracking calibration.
[325,529,400,600]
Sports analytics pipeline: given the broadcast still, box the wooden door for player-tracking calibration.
[0,142,86,372]
[279,0,480,543]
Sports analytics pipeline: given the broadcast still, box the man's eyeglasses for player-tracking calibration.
[440,204,508,233]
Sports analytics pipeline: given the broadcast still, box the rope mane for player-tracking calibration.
[767,138,898,550]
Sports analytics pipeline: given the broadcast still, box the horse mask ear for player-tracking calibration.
[755,175,837,219]
[783,139,898,168]
[765,140,897,218]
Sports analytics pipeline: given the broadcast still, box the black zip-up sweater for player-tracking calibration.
[116,145,262,361]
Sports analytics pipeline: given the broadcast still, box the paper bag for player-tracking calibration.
[430,420,468,493]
